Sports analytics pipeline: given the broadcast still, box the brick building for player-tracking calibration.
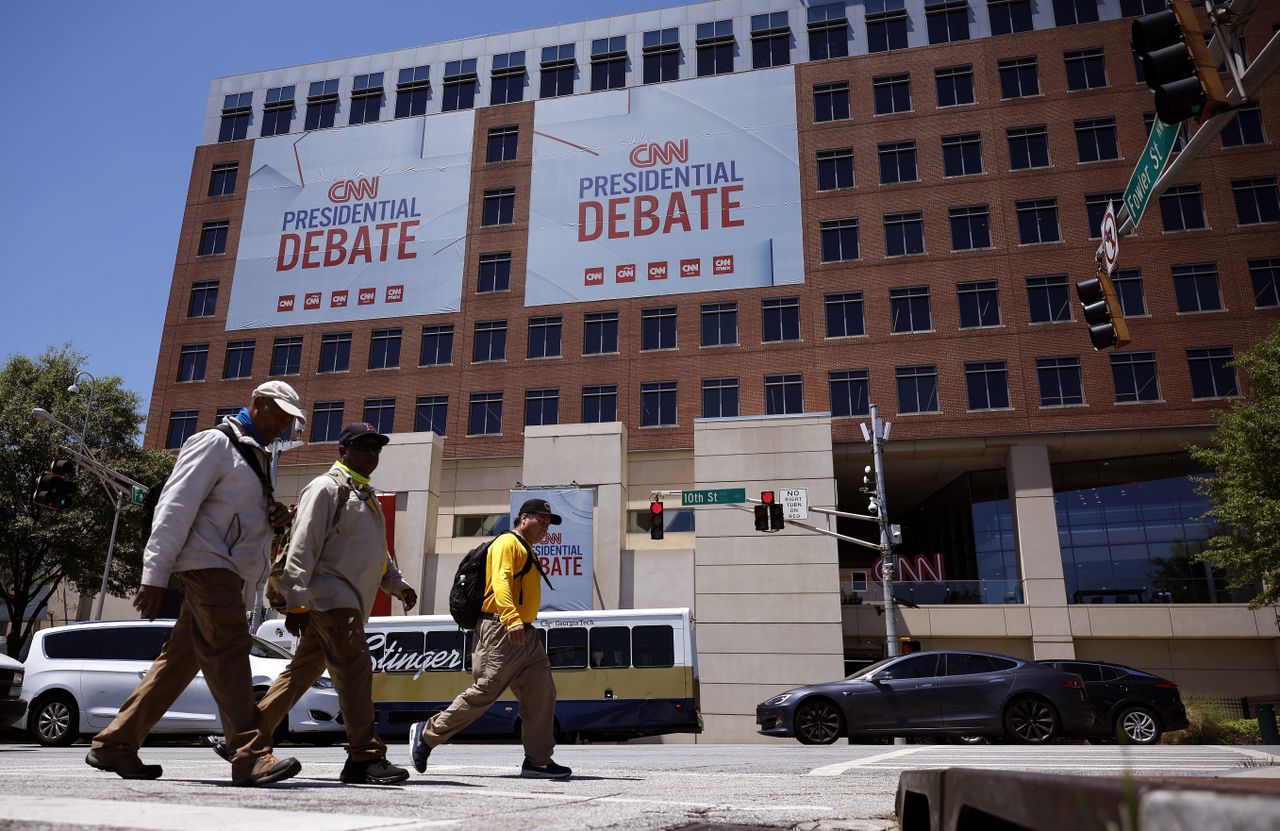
[141,0,1280,741]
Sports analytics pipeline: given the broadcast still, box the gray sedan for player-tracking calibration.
[756,650,1094,745]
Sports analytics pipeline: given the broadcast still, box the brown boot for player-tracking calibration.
[85,748,162,780]
[232,753,301,786]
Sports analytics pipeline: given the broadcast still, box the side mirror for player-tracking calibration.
[870,671,894,683]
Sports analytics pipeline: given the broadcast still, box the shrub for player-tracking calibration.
[1165,697,1259,745]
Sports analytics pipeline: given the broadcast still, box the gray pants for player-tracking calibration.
[419,616,557,765]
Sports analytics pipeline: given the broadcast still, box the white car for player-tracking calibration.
[17,620,343,747]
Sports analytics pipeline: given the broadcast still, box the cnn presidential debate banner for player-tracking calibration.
[525,65,803,305]
[511,488,595,612]
[225,113,474,329]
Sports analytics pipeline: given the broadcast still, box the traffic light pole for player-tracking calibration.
[31,408,144,621]
[869,404,899,660]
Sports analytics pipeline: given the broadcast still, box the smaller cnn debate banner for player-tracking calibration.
[510,487,595,612]
[525,65,803,305]
[225,113,473,329]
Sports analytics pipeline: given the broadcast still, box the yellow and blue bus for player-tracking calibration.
[257,607,700,742]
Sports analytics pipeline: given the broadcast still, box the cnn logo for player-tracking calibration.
[277,295,295,312]
[585,267,604,286]
[386,285,404,303]
[680,258,700,278]
[713,255,734,275]
[616,264,636,283]
[331,291,348,308]
[327,176,379,203]
[358,288,376,305]
[647,262,668,280]
[304,292,322,309]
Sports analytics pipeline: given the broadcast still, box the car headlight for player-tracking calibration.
[311,677,334,690]
[763,693,793,706]
[12,672,22,685]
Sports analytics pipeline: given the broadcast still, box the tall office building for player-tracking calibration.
[148,1,1280,740]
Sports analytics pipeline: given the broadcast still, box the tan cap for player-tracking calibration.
[251,380,306,423]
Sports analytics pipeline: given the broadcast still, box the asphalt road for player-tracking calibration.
[0,740,1275,830]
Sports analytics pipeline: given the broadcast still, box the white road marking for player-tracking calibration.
[807,746,928,776]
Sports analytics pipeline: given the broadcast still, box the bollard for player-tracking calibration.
[1257,704,1280,745]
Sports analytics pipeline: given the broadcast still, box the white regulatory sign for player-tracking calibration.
[1100,202,1120,275]
[779,488,808,520]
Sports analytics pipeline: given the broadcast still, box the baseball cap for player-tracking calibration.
[251,380,305,423]
[338,422,391,447]
[517,498,562,525]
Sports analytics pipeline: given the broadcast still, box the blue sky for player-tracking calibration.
[0,0,677,423]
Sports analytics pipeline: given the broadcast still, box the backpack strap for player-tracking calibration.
[213,423,273,511]
[482,532,554,605]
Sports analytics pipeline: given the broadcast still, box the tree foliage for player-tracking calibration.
[0,345,172,657]
[1190,327,1280,608]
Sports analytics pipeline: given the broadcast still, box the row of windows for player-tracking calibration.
[166,344,1238,447]
[179,257,1280,386]
[217,1,1170,142]
[817,111,1264,193]
[194,171,1278,263]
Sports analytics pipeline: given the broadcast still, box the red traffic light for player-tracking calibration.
[650,501,664,514]
[761,490,775,504]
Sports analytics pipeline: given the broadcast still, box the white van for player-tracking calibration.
[18,620,343,747]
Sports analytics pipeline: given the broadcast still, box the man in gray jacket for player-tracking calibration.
[212,422,417,784]
[86,381,305,787]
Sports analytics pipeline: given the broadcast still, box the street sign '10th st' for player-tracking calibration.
[681,488,747,506]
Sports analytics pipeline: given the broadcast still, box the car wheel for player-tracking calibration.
[1003,697,1059,744]
[955,735,988,745]
[1115,706,1161,745]
[794,698,844,745]
[32,693,79,747]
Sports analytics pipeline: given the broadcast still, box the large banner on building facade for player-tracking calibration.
[225,114,473,329]
[526,66,803,305]
[510,487,594,611]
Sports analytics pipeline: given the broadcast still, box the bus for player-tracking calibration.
[256,607,700,743]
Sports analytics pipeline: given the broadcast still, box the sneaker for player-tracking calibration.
[85,748,162,780]
[520,758,572,779]
[233,753,302,787]
[206,735,231,763]
[341,757,410,785]
[408,720,432,773]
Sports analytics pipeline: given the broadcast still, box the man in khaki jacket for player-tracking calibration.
[211,422,417,784]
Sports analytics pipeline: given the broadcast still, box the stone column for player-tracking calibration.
[693,414,844,742]
[522,423,628,609]
[1006,443,1074,660]
[370,431,444,613]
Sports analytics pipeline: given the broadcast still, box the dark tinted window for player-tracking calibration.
[42,629,102,659]
[989,657,1017,671]
[1098,665,1127,682]
[424,630,465,671]
[97,627,171,660]
[632,625,675,667]
[1057,661,1104,682]
[945,653,1005,675]
[886,654,939,678]
[547,627,588,668]
[590,626,631,668]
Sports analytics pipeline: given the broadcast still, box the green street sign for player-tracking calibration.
[130,485,147,506]
[681,488,746,506]
[1122,117,1179,230]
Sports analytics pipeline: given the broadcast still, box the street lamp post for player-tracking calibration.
[67,371,96,448]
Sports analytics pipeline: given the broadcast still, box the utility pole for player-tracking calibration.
[867,404,898,659]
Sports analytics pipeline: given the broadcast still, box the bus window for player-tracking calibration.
[589,626,631,668]
[547,627,587,668]
[632,625,675,667]
[424,630,464,671]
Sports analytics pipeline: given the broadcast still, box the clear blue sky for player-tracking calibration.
[0,0,678,423]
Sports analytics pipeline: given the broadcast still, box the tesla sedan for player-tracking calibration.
[756,650,1094,745]
[1037,659,1188,744]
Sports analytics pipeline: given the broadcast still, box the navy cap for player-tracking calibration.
[338,422,390,447]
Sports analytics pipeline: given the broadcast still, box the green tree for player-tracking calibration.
[0,345,172,658]
[1190,327,1280,608]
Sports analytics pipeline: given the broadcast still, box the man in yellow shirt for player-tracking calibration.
[408,498,569,779]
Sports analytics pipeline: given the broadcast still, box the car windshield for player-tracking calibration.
[846,657,896,679]
[250,635,293,660]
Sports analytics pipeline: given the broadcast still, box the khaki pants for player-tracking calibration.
[91,569,272,781]
[420,615,557,765]
[255,608,385,762]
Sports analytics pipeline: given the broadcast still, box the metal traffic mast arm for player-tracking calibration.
[1114,15,1279,240]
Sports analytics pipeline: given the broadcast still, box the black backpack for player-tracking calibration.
[449,532,552,630]
[141,423,275,546]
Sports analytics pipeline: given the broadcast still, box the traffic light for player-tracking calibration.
[649,500,664,540]
[756,490,785,532]
[1131,1,1226,124]
[33,459,78,510]
[1075,268,1131,350]
[900,639,922,654]
[861,464,875,494]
